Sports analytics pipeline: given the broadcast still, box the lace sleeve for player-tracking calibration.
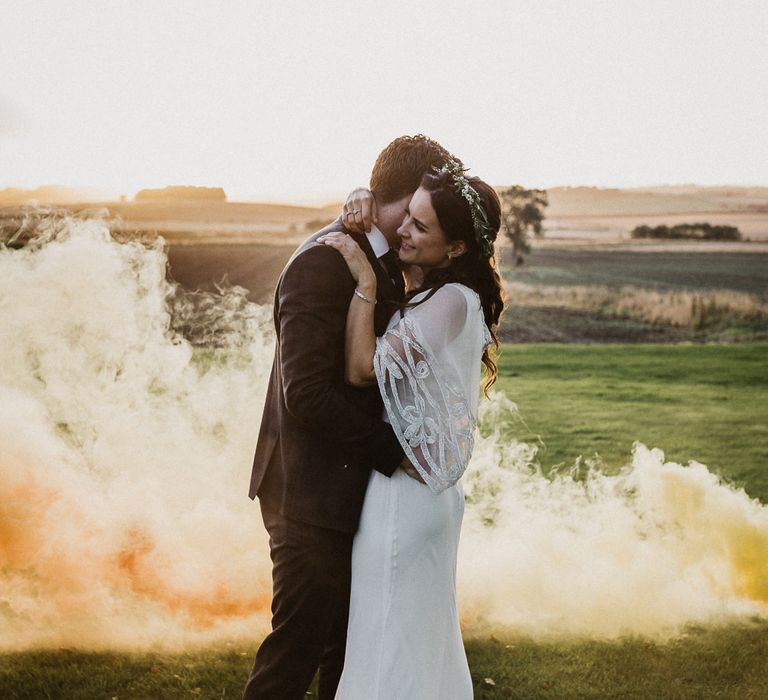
[373,289,476,493]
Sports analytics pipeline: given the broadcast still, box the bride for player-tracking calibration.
[319,162,505,699]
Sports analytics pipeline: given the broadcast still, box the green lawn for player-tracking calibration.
[2,621,767,700]
[495,342,768,504]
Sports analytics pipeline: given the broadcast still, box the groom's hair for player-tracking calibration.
[370,134,463,204]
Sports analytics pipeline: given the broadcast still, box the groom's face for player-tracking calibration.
[375,193,412,249]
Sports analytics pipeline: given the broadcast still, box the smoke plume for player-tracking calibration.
[0,218,765,650]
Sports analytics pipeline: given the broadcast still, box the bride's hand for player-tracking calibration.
[319,232,377,292]
[342,187,377,234]
[400,456,426,483]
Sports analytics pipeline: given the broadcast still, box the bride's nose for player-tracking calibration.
[397,218,409,238]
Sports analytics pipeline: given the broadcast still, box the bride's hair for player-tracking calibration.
[405,169,506,394]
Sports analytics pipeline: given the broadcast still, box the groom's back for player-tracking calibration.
[249,220,390,533]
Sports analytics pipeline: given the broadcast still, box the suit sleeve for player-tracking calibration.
[278,243,403,476]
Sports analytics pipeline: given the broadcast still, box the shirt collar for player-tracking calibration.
[365,225,391,258]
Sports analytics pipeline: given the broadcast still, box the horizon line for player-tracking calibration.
[3,181,768,209]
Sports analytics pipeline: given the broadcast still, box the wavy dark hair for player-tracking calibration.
[403,169,506,394]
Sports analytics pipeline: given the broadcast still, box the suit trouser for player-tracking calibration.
[243,502,353,700]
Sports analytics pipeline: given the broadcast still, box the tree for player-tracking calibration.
[630,222,741,240]
[499,186,548,264]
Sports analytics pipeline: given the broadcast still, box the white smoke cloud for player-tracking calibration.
[461,402,767,638]
[0,217,765,650]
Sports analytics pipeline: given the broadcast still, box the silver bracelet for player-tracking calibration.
[354,288,376,304]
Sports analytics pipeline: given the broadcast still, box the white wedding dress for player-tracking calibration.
[335,283,490,700]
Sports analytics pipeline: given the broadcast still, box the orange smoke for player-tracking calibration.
[113,526,271,629]
[0,388,273,650]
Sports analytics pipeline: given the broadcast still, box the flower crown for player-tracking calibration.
[433,160,497,257]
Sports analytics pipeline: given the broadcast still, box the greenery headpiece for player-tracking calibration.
[433,160,497,258]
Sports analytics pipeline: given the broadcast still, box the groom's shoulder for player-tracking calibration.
[290,217,344,258]
[280,218,351,290]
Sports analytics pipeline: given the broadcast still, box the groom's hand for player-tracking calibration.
[400,456,426,484]
[342,187,377,233]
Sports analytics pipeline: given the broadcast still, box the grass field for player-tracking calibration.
[2,342,766,699]
[496,342,768,504]
[2,621,767,699]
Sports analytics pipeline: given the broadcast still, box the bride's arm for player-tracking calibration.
[318,232,377,386]
[374,285,473,492]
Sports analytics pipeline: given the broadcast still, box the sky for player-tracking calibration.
[1,0,767,202]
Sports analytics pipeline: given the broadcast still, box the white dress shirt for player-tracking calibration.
[365,225,390,259]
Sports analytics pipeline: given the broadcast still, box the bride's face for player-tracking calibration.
[396,187,464,273]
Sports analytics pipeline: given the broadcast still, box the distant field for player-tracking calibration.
[165,244,768,296]
[500,248,768,343]
[506,248,768,295]
[4,197,767,341]
[543,185,768,241]
[4,184,768,245]
[543,212,768,243]
[545,185,768,217]
[499,305,699,343]
[166,243,295,304]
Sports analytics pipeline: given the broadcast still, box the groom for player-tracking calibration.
[243,135,461,700]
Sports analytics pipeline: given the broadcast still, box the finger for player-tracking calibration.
[371,198,378,225]
[409,467,425,483]
[346,210,363,234]
[342,193,356,219]
[325,234,360,257]
[344,189,363,210]
[319,233,344,247]
[360,200,373,233]
[405,469,424,484]
[343,189,366,226]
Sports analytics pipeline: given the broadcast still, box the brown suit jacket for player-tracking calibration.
[249,218,404,532]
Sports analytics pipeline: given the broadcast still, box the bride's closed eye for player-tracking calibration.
[412,218,428,233]
[403,208,427,233]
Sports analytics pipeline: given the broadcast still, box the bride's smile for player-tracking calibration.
[396,186,465,274]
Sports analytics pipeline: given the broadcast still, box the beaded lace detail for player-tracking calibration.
[374,312,476,494]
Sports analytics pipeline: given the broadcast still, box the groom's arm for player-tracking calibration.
[278,243,403,476]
